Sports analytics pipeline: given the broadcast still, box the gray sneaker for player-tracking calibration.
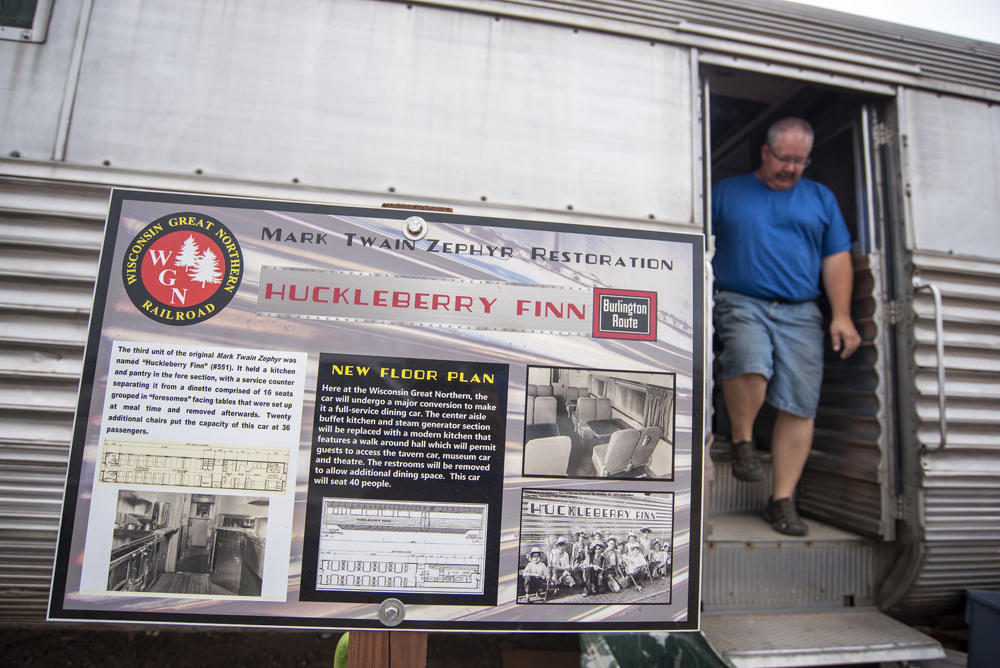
[762,496,808,536]
[731,440,765,482]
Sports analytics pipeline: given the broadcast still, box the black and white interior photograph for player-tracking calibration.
[107,490,269,597]
[522,367,675,479]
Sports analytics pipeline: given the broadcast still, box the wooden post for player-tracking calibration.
[347,630,428,668]
[391,631,428,668]
[347,631,389,667]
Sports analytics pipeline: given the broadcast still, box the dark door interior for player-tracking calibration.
[176,501,214,573]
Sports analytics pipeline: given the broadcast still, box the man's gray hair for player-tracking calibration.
[765,117,814,149]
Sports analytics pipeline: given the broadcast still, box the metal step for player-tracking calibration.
[701,610,945,668]
[708,450,774,514]
[703,514,876,612]
[708,440,792,515]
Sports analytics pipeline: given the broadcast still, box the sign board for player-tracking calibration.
[49,190,705,631]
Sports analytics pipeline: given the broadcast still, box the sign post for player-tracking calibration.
[49,190,705,633]
[346,631,428,668]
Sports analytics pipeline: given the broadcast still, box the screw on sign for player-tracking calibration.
[377,598,405,627]
[403,216,427,241]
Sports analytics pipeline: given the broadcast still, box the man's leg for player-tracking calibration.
[715,291,775,482]
[723,373,768,481]
[763,299,825,535]
[761,409,812,536]
[723,374,767,442]
[771,410,814,500]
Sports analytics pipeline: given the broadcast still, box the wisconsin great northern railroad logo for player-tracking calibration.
[122,212,243,326]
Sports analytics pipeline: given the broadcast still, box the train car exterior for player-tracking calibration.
[1,0,998,663]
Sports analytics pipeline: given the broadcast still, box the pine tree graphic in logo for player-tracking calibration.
[123,212,243,326]
[173,235,224,288]
[140,231,225,305]
[174,234,200,271]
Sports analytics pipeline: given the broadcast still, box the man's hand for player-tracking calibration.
[821,251,861,359]
[830,314,861,359]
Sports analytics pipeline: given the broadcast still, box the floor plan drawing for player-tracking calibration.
[316,499,487,595]
[98,439,289,493]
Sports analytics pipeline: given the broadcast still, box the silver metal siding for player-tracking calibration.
[422,0,1000,96]
[0,0,995,626]
[59,0,695,225]
[902,90,1000,260]
[0,0,84,162]
[892,251,1000,614]
[0,179,109,619]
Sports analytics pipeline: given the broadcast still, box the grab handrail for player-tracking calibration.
[912,278,946,448]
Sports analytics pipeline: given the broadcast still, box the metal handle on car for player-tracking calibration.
[912,278,946,448]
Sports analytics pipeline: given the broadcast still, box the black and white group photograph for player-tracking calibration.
[107,490,269,597]
[517,490,674,605]
[522,366,675,480]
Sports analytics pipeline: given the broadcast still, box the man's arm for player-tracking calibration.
[821,250,862,359]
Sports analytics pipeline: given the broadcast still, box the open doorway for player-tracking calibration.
[709,68,870,246]
[705,66,897,540]
[176,495,216,573]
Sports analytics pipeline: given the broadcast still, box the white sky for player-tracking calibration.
[785,0,1000,45]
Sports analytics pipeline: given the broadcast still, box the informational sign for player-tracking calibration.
[49,190,705,631]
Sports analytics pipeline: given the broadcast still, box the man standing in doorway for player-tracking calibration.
[713,117,862,536]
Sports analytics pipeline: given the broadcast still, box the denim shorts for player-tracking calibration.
[714,290,824,419]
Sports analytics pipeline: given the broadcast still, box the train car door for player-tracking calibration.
[700,65,943,667]
[705,68,898,541]
[797,104,899,540]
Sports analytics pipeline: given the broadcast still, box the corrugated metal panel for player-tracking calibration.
[704,544,875,610]
[891,251,1000,615]
[893,488,1000,615]
[800,252,895,539]
[0,178,109,619]
[704,520,875,611]
[910,252,1000,449]
[427,0,1000,97]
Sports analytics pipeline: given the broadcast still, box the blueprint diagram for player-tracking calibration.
[316,499,487,595]
[98,439,288,493]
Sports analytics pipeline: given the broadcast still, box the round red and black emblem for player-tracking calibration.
[122,212,243,326]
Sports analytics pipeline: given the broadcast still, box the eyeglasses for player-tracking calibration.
[766,145,811,168]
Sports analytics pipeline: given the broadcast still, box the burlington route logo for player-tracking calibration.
[122,212,243,325]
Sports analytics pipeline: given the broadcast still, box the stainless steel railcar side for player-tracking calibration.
[1,0,998,664]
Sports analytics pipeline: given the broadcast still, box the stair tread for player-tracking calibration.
[701,610,944,668]
[707,512,868,543]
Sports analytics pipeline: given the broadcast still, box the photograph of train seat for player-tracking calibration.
[523,367,675,479]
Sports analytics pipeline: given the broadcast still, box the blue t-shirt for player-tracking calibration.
[712,173,852,302]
